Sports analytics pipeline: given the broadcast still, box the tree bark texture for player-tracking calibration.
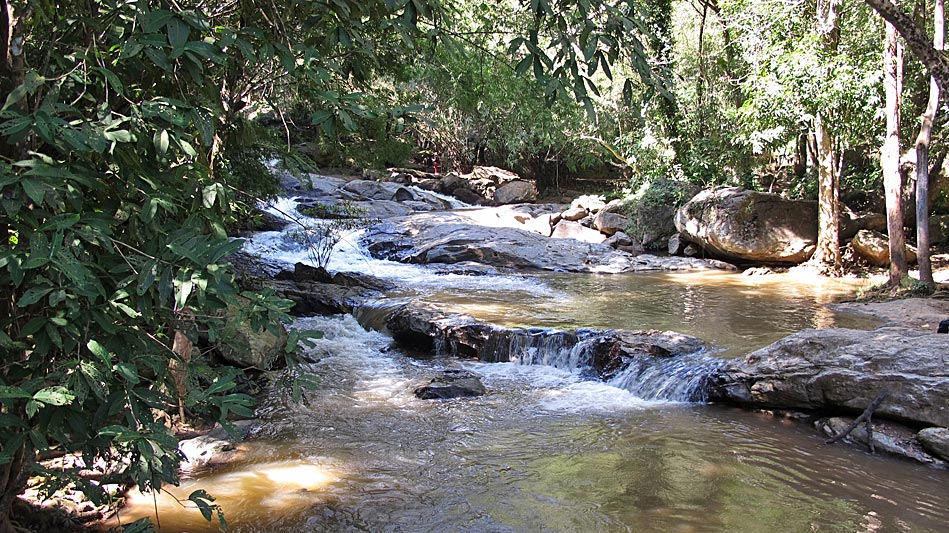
[811,0,842,271]
[915,0,943,288]
[813,113,841,268]
[883,9,908,286]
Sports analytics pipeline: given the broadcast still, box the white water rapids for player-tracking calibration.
[112,193,949,532]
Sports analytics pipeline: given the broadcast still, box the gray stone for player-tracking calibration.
[604,231,633,248]
[551,220,607,244]
[917,427,949,461]
[710,327,949,427]
[353,200,413,219]
[179,421,254,472]
[414,369,486,400]
[668,234,686,255]
[493,180,539,205]
[343,180,414,201]
[818,417,944,465]
[675,187,818,264]
[593,210,630,236]
[851,229,917,266]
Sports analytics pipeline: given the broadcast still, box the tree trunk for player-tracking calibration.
[810,0,842,272]
[883,7,908,286]
[915,0,943,288]
[812,113,841,269]
[0,442,27,533]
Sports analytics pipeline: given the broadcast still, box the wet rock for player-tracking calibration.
[414,369,486,399]
[266,279,379,316]
[917,427,949,461]
[675,187,818,264]
[493,180,539,205]
[451,187,487,205]
[297,175,350,197]
[709,327,949,427]
[851,229,917,266]
[593,210,630,236]
[817,417,945,466]
[939,319,949,334]
[587,330,709,380]
[353,200,413,219]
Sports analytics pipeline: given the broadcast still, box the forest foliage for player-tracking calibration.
[1,0,947,530]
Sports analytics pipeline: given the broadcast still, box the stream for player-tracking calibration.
[115,200,949,532]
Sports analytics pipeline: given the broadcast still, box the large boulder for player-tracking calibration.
[709,327,949,427]
[593,210,630,236]
[675,187,817,264]
[493,180,539,205]
[851,229,917,266]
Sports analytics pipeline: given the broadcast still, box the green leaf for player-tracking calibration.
[21,178,46,205]
[87,339,113,364]
[17,286,53,307]
[103,129,133,143]
[33,386,75,406]
[167,17,190,49]
[114,363,141,385]
[0,386,32,400]
[154,129,169,155]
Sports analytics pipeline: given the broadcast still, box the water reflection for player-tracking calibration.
[112,316,947,533]
[420,270,879,357]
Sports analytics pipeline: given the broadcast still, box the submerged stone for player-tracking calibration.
[414,369,486,400]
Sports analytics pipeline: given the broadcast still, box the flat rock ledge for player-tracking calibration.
[384,301,709,381]
[361,212,734,274]
[709,326,949,466]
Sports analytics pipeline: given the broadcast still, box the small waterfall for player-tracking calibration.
[425,317,725,403]
[606,352,726,402]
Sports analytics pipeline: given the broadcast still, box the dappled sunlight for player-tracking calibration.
[111,460,340,532]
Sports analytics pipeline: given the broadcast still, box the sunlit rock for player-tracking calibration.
[710,327,949,427]
[593,210,630,236]
[493,180,539,205]
[675,187,817,264]
[851,229,917,266]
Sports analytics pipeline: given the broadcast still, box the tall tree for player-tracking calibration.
[914,0,944,288]
[882,0,908,286]
[811,0,842,272]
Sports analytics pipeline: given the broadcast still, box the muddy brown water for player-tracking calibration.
[112,271,947,532]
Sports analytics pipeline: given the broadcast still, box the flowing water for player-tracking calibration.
[114,199,948,532]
